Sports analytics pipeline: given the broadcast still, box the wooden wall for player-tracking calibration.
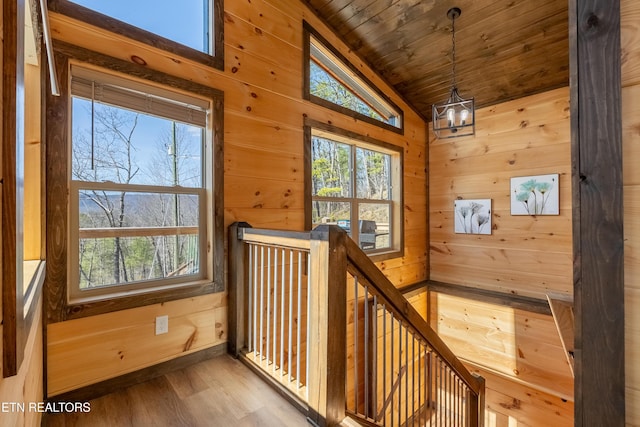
[429,87,572,300]
[428,88,574,425]
[47,293,227,395]
[622,0,640,424]
[46,0,427,395]
[471,365,572,427]
[0,300,44,427]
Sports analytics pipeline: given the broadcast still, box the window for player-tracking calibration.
[303,22,403,133]
[48,0,224,70]
[68,65,213,302]
[305,120,403,259]
[1,0,46,377]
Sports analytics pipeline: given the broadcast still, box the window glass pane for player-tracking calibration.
[68,0,210,53]
[356,147,391,200]
[79,190,199,228]
[310,61,390,124]
[311,136,351,197]
[358,203,390,250]
[72,98,203,188]
[308,34,401,129]
[79,234,199,289]
[311,201,350,232]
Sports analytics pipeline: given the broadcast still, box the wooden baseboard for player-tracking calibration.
[46,343,226,403]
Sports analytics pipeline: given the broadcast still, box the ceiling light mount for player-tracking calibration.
[446,7,461,21]
[432,6,475,139]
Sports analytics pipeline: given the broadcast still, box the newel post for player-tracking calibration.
[307,225,347,427]
[467,375,486,427]
[228,221,252,356]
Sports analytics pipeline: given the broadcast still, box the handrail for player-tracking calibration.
[229,222,484,426]
[238,227,311,250]
[344,237,484,396]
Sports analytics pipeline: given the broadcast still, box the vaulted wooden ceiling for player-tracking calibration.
[305,0,569,121]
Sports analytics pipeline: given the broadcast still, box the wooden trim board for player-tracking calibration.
[570,0,625,424]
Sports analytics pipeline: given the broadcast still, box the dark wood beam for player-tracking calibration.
[2,0,27,378]
[570,0,625,425]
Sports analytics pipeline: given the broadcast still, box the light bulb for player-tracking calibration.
[460,109,469,126]
[446,108,455,127]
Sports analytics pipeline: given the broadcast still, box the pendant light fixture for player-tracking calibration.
[432,7,475,139]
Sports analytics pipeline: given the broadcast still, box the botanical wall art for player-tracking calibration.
[454,199,492,235]
[510,174,559,215]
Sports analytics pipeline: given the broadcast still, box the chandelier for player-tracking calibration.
[432,7,475,139]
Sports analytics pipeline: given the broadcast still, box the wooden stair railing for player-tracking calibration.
[343,235,484,427]
[229,223,485,427]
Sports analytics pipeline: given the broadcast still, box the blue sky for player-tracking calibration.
[70,0,207,51]
[72,98,203,187]
[68,1,208,186]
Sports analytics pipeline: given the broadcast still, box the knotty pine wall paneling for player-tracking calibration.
[429,87,572,299]
[45,0,427,395]
[470,365,573,427]
[47,293,227,396]
[0,299,44,426]
[428,87,574,423]
[622,0,640,424]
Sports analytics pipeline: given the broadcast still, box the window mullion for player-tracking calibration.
[351,145,359,245]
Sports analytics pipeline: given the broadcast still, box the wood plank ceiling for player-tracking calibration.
[305,0,569,121]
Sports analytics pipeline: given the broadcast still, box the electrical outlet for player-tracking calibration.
[155,315,169,335]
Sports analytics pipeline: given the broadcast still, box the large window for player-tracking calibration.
[305,120,403,259]
[68,65,213,302]
[303,22,403,133]
[48,0,224,70]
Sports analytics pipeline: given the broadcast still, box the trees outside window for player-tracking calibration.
[68,65,210,301]
[304,22,403,133]
[309,126,402,256]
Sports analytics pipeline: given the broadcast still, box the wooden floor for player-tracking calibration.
[43,354,310,426]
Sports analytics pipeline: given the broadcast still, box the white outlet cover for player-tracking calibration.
[155,315,169,335]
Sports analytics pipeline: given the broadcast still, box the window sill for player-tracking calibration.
[368,248,404,263]
[23,260,46,317]
[64,279,223,320]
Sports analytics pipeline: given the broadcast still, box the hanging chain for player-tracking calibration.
[451,13,457,89]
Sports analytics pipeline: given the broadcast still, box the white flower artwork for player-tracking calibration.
[510,174,559,215]
[454,199,492,235]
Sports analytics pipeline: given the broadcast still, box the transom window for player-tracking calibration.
[69,0,210,53]
[69,65,213,301]
[49,0,223,70]
[306,121,403,258]
[304,22,403,133]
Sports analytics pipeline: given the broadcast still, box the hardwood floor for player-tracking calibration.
[43,354,310,426]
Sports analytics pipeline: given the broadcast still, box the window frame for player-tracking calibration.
[303,21,404,135]
[68,181,208,302]
[68,62,214,303]
[47,0,224,71]
[46,43,224,320]
[304,118,404,261]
